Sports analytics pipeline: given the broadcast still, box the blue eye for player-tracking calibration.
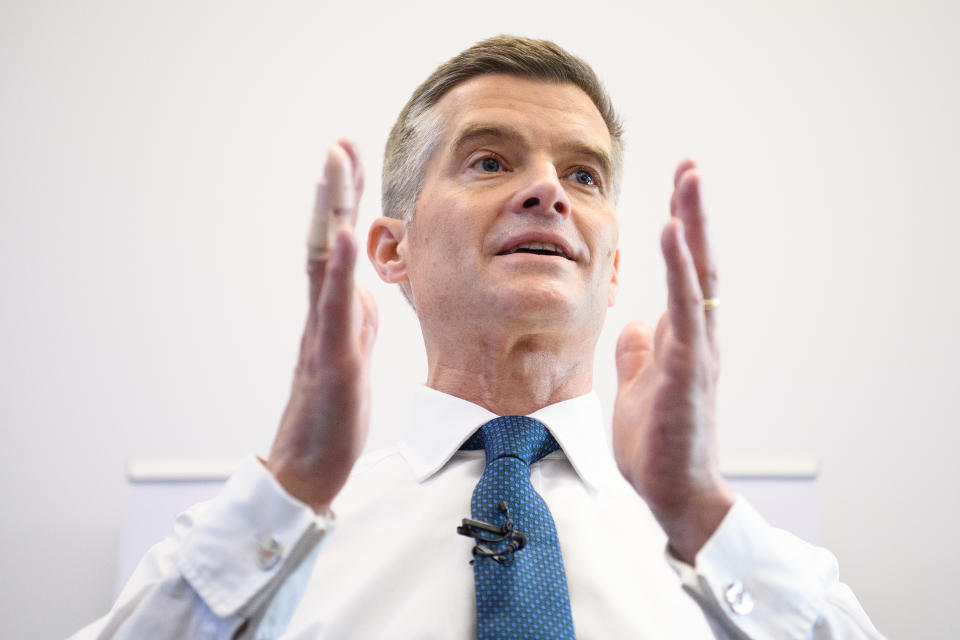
[574,169,595,185]
[480,157,501,172]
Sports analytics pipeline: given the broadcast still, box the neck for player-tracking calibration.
[423,329,596,416]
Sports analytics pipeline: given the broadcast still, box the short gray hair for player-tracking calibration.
[381,35,624,224]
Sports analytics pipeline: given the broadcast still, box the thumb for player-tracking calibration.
[616,321,654,385]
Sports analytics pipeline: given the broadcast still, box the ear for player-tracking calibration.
[367,216,409,284]
[607,248,620,307]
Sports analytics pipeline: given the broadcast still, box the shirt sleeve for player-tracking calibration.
[69,456,332,640]
[665,497,886,640]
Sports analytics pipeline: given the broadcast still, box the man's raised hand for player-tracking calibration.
[266,139,378,515]
[612,159,734,564]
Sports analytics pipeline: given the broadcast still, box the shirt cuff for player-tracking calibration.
[665,496,825,639]
[173,455,332,618]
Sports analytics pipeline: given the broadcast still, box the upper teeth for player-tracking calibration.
[511,242,565,256]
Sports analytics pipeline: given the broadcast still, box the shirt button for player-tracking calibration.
[724,581,754,615]
[256,535,283,570]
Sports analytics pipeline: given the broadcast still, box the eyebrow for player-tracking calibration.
[448,122,614,183]
[449,123,524,156]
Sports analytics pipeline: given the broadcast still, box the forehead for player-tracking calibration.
[433,74,612,153]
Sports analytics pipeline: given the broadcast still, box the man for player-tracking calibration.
[77,36,883,638]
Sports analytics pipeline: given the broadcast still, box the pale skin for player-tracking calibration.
[267,74,733,565]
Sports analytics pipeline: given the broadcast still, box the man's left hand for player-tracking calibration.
[612,159,734,565]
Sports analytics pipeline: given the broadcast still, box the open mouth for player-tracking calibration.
[497,242,573,260]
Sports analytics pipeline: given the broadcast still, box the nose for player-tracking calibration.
[508,161,571,217]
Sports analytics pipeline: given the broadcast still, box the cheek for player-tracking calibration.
[587,220,619,302]
[409,210,473,277]
[425,196,484,259]
[585,218,619,265]
[600,219,620,265]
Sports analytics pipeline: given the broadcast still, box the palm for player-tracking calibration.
[267,139,378,514]
[613,313,720,510]
[610,160,731,562]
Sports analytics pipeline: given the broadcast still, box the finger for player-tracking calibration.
[355,284,379,359]
[306,142,358,319]
[673,167,719,341]
[669,157,697,217]
[615,320,655,385]
[306,255,327,329]
[307,145,355,262]
[337,138,366,220]
[661,218,706,345]
[317,227,359,356]
[673,157,697,189]
[306,174,334,325]
[674,170,716,296]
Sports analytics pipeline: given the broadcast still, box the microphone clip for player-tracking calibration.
[457,500,526,564]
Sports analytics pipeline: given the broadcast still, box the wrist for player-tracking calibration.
[654,483,735,566]
[264,454,339,516]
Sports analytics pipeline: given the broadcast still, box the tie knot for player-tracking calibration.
[462,416,560,465]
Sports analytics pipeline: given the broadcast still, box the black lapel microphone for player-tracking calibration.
[457,500,527,564]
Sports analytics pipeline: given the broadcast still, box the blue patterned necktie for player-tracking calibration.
[460,416,576,639]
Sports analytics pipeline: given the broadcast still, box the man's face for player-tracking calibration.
[399,74,620,334]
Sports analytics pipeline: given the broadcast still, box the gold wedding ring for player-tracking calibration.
[703,298,720,311]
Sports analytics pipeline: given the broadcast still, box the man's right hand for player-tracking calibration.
[266,139,378,515]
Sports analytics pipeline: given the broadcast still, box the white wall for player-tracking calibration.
[1,1,956,637]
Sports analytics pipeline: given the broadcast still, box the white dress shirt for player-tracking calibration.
[74,387,884,639]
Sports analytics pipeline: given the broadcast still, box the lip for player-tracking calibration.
[494,232,578,262]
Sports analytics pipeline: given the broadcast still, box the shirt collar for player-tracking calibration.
[396,385,612,492]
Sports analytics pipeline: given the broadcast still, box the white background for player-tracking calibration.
[1,1,957,638]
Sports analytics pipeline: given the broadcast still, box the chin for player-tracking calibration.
[488,281,586,321]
